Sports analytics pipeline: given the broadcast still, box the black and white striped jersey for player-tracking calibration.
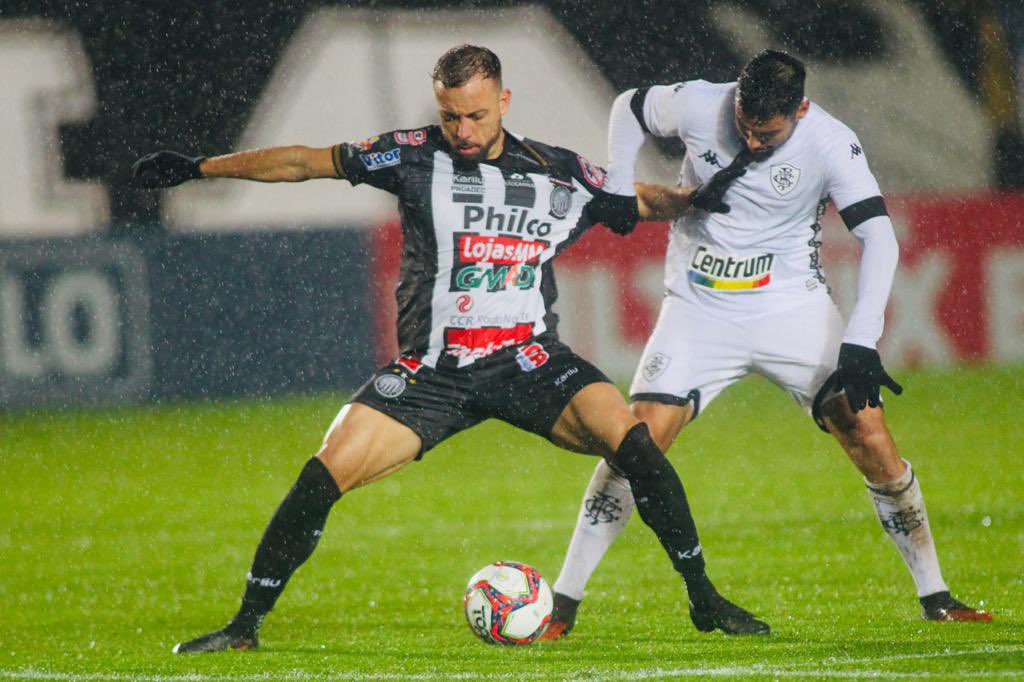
[332,125,609,368]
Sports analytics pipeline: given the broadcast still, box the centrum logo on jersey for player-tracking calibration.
[687,245,773,290]
[360,148,401,171]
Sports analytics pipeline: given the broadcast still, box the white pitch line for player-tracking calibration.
[3,646,1023,682]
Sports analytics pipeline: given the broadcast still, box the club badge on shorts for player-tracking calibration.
[374,373,407,398]
[642,352,671,382]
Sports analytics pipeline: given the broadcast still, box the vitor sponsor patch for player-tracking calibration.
[515,342,550,372]
[444,323,533,359]
[374,373,407,398]
[360,148,401,171]
[687,245,774,291]
[642,352,671,382]
[770,162,801,195]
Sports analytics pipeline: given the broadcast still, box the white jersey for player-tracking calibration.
[640,80,883,319]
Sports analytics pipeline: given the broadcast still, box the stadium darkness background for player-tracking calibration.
[3,0,1022,232]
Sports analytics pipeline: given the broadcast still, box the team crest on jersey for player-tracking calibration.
[374,373,407,398]
[770,162,801,196]
[642,352,671,382]
[549,184,573,219]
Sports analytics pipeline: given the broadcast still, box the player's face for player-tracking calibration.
[434,74,511,162]
[734,99,810,160]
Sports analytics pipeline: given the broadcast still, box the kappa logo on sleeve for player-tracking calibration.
[360,148,401,171]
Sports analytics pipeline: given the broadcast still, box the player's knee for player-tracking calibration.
[607,422,670,480]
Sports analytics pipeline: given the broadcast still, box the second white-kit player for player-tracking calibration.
[543,50,990,638]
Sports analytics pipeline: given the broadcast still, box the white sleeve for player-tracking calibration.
[603,89,646,195]
[842,215,899,349]
[824,128,881,213]
[604,83,691,195]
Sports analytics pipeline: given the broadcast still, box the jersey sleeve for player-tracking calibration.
[331,131,410,194]
[823,128,887,229]
[641,81,698,138]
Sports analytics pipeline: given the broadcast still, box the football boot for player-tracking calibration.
[689,592,771,635]
[172,626,258,653]
[920,591,992,622]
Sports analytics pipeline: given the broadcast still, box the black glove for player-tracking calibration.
[688,150,752,213]
[585,190,640,236]
[836,342,903,413]
[132,150,205,189]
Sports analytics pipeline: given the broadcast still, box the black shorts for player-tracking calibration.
[351,334,611,457]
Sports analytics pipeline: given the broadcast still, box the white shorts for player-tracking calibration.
[629,292,844,429]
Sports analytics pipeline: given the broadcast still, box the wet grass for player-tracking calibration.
[2,366,1022,680]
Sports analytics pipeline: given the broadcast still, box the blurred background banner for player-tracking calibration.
[1,0,1022,407]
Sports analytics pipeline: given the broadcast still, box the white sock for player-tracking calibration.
[866,459,948,597]
[552,459,635,601]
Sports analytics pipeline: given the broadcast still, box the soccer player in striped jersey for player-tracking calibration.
[133,44,767,653]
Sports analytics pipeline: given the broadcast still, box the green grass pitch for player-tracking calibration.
[2,366,1022,680]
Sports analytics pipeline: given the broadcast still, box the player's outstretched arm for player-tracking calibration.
[636,183,690,220]
[132,145,339,189]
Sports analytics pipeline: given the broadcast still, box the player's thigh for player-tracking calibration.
[630,293,749,422]
[317,403,422,492]
[484,338,627,457]
[550,382,639,457]
[749,295,842,424]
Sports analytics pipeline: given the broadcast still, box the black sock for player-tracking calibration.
[609,423,716,607]
[227,457,341,635]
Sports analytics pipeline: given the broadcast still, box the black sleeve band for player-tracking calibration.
[839,195,888,230]
[630,87,651,135]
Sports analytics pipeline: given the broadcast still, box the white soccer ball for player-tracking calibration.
[464,561,553,645]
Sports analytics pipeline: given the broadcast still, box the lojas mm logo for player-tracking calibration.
[0,241,152,407]
[450,232,549,293]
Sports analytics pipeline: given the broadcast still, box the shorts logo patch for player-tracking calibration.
[642,352,671,382]
[360,148,401,171]
[374,373,407,398]
[770,162,800,196]
[549,184,573,219]
[515,342,550,372]
[554,366,578,386]
[395,356,422,374]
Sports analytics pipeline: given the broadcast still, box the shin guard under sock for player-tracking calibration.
[229,457,341,634]
[610,423,715,606]
[866,459,948,597]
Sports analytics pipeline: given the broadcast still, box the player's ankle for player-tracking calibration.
[684,573,718,610]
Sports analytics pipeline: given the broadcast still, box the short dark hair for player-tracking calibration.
[736,49,806,121]
[431,44,502,88]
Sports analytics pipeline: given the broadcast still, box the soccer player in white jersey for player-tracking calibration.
[542,49,991,639]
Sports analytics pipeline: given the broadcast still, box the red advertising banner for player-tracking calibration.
[371,193,1024,376]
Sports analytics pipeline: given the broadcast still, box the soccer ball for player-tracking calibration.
[464,561,553,645]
